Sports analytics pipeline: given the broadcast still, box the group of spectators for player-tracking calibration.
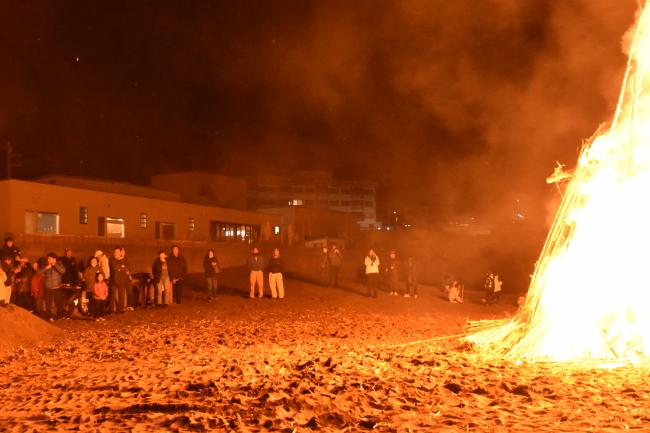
[0,237,190,321]
[318,245,419,299]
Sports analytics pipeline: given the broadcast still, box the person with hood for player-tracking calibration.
[109,246,131,313]
[152,251,172,306]
[168,245,187,304]
[247,247,265,298]
[364,249,380,298]
[203,249,220,300]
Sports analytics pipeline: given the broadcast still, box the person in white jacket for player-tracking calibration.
[364,249,380,298]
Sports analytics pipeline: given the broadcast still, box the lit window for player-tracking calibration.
[289,199,303,206]
[139,213,147,229]
[37,212,59,234]
[79,207,88,224]
[106,217,125,238]
[188,217,195,231]
[274,226,280,235]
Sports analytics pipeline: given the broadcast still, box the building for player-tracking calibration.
[246,171,377,229]
[1,178,280,245]
[259,206,361,246]
[152,170,378,230]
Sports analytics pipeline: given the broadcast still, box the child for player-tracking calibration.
[31,261,45,315]
[92,272,109,319]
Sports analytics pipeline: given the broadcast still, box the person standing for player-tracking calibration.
[320,247,330,287]
[38,253,66,320]
[404,256,418,298]
[247,247,265,298]
[0,237,20,265]
[60,248,80,288]
[484,273,496,306]
[83,256,100,314]
[0,264,10,306]
[385,250,400,296]
[94,250,111,280]
[168,245,187,305]
[268,248,285,299]
[364,249,380,298]
[15,257,34,309]
[92,272,109,319]
[328,244,342,287]
[152,251,172,306]
[203,249,220,300]
[110,247,131,313]
[31,261,45,315]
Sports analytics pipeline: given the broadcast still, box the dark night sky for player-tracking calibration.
[0,0,639,222]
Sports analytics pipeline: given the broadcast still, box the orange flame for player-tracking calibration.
[467,3,650,362]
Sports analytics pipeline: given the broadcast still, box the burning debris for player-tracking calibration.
[468,3,650,362]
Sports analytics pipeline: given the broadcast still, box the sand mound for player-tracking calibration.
[0,305,61,358]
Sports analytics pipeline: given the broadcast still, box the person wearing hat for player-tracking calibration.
[94,250,111,281]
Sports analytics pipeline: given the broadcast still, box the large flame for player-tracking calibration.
[467,3,650,362]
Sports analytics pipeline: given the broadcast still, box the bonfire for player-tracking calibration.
[468,3,650,362]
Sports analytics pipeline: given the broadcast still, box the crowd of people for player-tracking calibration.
[0,233,507,321]
[0,237,193,321]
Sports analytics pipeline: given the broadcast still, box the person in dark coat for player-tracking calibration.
[0,237,20,265]
[203,249,220,300]
[152,251,171,306]
[109,246,131,313]
[168,245,187,304]
[60,248,80,287]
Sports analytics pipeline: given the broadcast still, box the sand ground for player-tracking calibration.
[0,271,648,432]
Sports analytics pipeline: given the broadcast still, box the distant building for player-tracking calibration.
[153,170,378,230]
[246,171,377,229]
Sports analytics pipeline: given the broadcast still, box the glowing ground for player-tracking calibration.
[0,276,647,432]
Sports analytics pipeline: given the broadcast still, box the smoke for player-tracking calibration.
[0,0,639,223]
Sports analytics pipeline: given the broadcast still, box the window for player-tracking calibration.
[188,217,196,231]
[106,218,125,238]
[210,221,260,243]
[139,213,148,228]
[37,212,59,234]
[289,199,303,206]
[79,207,88,224]
[155,222,176,240]
[274,226,280,235]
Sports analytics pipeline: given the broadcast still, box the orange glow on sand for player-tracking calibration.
[467,3,650,362]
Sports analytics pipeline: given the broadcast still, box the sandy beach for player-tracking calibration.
[0,274,647,432]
